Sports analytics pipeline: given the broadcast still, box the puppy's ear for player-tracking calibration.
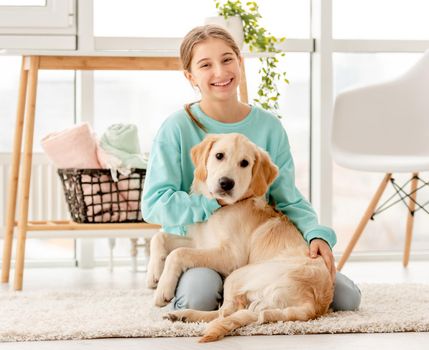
[250,148,279,197]
[191,135,219,182]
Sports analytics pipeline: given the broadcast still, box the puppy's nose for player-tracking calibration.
[219,177,235,191]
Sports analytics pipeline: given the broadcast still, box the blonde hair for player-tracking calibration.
[180,25,242,131]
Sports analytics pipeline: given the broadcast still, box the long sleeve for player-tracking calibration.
[269,133,337,249]
[142,139,220,235]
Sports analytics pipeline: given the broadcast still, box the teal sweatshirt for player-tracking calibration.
[142,103,337,249]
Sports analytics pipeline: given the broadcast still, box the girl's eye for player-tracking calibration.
[216,153,224,160]
[240,159,249,168]
[224,58,232,63]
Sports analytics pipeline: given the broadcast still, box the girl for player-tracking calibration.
[142,25,361,312]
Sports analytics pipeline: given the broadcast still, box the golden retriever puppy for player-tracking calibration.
[146,133,334,342]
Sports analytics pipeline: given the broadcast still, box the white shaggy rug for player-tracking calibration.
[1,283,429,342]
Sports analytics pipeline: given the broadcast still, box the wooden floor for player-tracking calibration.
[1,260,429,350]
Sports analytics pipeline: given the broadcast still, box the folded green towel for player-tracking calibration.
[99,124,147,169]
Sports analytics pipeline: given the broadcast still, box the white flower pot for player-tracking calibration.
[204,16,244,49]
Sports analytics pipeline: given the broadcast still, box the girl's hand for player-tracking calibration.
[309,238,336,282]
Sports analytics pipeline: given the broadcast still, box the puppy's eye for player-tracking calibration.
[215,153,224,160]
[240,159,249,168]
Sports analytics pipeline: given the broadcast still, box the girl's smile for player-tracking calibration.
[211,77,233,87]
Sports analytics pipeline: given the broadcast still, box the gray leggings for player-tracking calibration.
[172,267,361,312]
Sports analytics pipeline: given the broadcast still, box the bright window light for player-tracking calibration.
[93,0,309,38]
[334,0,429,39]
[0,0,46,5]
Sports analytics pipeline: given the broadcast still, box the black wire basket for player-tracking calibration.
[57,168,146,223]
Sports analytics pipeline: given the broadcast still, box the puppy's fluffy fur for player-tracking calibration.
[146,133,334,342]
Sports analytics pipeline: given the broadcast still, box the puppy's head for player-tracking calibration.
[191,133,278,205]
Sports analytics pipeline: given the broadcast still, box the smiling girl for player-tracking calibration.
[142,25,361,312]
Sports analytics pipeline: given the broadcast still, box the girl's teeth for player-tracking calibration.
[213,79,232,86]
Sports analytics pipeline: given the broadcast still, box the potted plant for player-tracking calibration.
[212,0,289,117]
[204,15,245,49]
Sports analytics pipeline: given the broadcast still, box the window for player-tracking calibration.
[94,70,195,154]
[0,0,75,50]
[0,55,76,263]
[0,56,20,152]
[3,1,427,265]
[0,1,46,6]
[333,0,429,39]
[94,0,309,38]
[246,54,310,196]
[94,0,216,37]
[0,56,76,152]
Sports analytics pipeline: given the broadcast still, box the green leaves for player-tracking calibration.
[214,0,288,118]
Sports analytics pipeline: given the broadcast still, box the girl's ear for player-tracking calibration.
[250,148,279,197]
[183,70,196,87]
[191,135,219,182]
[239,55,244,65]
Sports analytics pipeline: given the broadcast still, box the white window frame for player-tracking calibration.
[0,0,76,50]
[3,0,429,267]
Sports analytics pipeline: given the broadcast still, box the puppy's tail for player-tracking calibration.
[199,309,257,343]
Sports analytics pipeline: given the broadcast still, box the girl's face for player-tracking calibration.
[185,38,242,103]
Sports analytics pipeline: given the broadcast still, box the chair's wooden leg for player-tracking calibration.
[403,173,419,267]
[337,173,392,271]
[2,58,29,283]
[14,56,39,291]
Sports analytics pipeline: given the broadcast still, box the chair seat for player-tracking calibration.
[332,149,429,173]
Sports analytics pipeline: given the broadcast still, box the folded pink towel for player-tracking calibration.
[41,123,102,169]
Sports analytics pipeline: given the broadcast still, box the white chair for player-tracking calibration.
[332,49,429,270]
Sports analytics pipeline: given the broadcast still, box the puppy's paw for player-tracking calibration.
[154,291,171,307]
[154,285,175,307]
[146,256,165,289]
[145,272,159,289]
[163,311,188,322]
[257,310,272,324]
[199,331,224,343]
[153,271,178,307]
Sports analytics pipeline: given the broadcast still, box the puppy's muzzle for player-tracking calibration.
[218,177,235,193]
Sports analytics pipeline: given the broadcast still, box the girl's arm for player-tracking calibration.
[142,140,220,235]
[269,134,337,249]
